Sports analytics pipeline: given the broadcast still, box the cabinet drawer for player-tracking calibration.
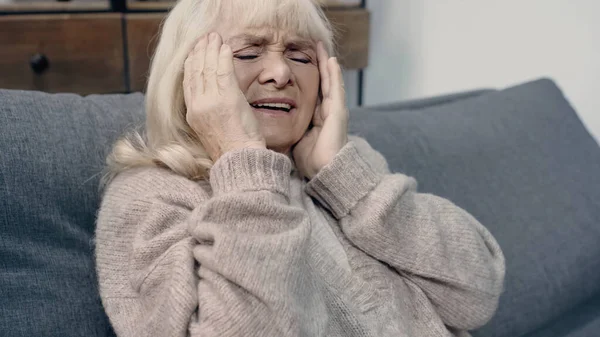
[126,8,369,92]
[0,14,125,95]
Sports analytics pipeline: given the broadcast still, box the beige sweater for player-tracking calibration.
[95,137,505,337]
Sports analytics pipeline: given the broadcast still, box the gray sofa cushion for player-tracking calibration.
[350,78,600,337]
[1,78,599,337]
[0,90,144,336]
[522,294,600,337]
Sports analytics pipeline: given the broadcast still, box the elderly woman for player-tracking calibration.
[95,0,505,336]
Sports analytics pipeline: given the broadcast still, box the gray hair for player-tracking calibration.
[104,0,335,184]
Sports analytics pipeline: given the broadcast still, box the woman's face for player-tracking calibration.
[217,25,321,154]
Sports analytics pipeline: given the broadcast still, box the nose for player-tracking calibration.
[258,53,293,88]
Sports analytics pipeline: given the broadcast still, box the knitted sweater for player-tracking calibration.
[95,137,505,337]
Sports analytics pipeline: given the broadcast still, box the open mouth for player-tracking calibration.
[250,103,293,113]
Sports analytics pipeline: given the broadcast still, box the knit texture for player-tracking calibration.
[95,137,505,337]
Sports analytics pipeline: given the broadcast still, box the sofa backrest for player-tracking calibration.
[0,90,144,336]
[1,78,599,337]
[349,79,600,337]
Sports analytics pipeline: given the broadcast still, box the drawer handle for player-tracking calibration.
[30,54,50,74]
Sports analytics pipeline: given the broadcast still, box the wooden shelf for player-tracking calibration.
[126,0,172,11]
[315,0,362,7]
[0,0,368,95]
[126,0,361,11]
[0,0,360,14]
[0,1,110,13]
[0,13,126,94]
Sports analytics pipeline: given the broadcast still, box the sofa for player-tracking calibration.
[1,78,599,337]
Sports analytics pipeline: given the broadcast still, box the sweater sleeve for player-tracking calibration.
[304,137,506,331]
[95,148,324,337]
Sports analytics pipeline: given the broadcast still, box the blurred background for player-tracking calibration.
[1,0,598,143]
[344,0,600,144]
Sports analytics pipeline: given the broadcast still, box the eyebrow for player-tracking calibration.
[226,34,315,50]
[286,39,315,51]
[225,34,268,46]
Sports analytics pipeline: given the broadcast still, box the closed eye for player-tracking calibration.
[235,55,258,60]
[291,58,311,64]
[287,48,313,64]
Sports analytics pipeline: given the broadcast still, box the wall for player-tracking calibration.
[359,0,600,143]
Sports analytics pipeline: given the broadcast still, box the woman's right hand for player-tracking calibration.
[183,32,265,162]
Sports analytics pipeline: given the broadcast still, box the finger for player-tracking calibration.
[203,32,222,94]
[216,44,236,93]
[184,35,208,100]
[183,56,194,103]
[312,104,325,127]
[328,57,346,107]
[316,41,331,99]
[194,34,208,52]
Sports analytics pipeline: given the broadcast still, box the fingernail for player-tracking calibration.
[209,32,217,41]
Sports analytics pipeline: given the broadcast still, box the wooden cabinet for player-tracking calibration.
[326,9,370,70]
[0,1,110,13]
[0,1,369,95]
[0,14,125,94]
[125,13,161,92]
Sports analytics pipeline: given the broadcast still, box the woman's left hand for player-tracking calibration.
[293,42,349,180]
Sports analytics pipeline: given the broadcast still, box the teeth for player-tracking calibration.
[252,103,292,110]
